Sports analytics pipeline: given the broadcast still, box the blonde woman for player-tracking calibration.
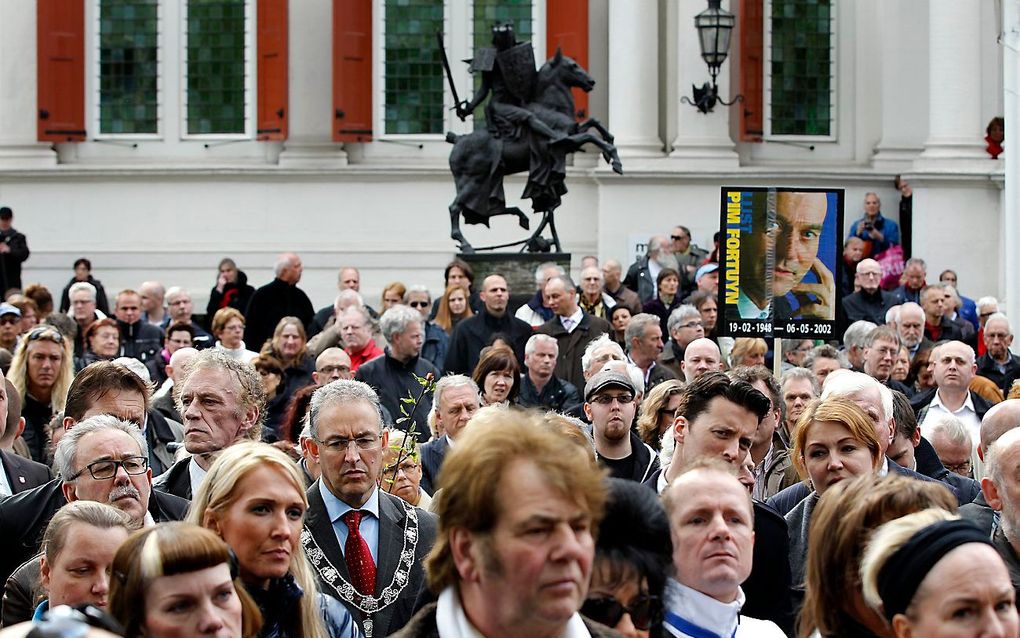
[188,441,362,638]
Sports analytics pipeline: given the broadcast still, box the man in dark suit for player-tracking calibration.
[0,449,49,495]
[303,379,438,638]
[419,375,480,495]
[976,314,1020,394]
[536,275,610,390]
[0,363,189,585]
[443,274,532,376]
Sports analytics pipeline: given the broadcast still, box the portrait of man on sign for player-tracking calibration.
[721,187,843,338]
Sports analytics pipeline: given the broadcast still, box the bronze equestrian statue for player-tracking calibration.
[445,24,622,253]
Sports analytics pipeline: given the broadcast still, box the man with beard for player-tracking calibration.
[625,235,677,304]
[738,191,835,321]
[584,369,658,482]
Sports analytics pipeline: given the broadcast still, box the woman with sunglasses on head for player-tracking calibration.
[109,522,261,638]
[8,325,74,463]
[188,441,362,638]
[583,478,671,638]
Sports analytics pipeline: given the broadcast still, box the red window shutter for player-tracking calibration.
[333,0,372,142]
[546,0,589,121]
[738,0,764,141]
[37,0,85,142]
[257,0,288,140]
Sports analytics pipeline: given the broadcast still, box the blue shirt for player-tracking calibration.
[318,480,381,563]
[847,212,900,255]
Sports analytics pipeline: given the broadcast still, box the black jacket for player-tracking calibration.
[59,275,109,315]
[913,435,982,504]
[911,387,994,423]
[598,431,659,483]
[517,372,579,412]
[959,490,997,537]
[535,312,612,390]
[0,227,29,292]
[146,409,183,478]
[206,269,255,327]
[842,288,897,326]
[153,457,193,500]
[419,435,450,496]
[355,350,439,441]
[244,278,315,353]
[641,469,794,635]
[0,478,189,585]
[1,450,51,494]
[442,309,532,376]
[117,319,163,363]
[977,352,1020,394]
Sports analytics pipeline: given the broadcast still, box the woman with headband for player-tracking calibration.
[861,509,1018,637]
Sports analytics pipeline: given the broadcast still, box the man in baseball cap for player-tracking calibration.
[584,369,659,482]
[0,303,21,353]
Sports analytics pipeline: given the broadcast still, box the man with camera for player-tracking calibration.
[847,191,901,256]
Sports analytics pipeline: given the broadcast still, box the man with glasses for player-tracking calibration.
[658,305,703,378]
[304,379,438,638]
[153,349,263,500]
[67,281,105,358]
[404,285,448,371]
[0,367,189,585]
[584,369,658,483]
[842,257,897,326]
[313,347,354,385]
[671,225,708,294]
[862,326,915,397]
[977,313,1020,394]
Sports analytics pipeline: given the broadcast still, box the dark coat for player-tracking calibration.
[641,469,794,635]
[304,483,438,638]
[389,602,625,638]
[244,278,315,353]
[643,296,682,337]
[993,527,1020,596]
[517,372,579,412]
[152,457,193,500]
[598,431,659,483]
[842,288,897,326]
[421,321,449,372]
[152,390,182,423]
[0,227,29,293]
[605,284,642,316]
[911,387,994,423]
[1,553,40,626]
[205,269,255,327]
[59,275,109,315]
[117,319,164,363]
[418,435,450,496]
[657,340,685,379]
[442,309,532,376]
[913,435,982,504]
[0,478,189,585]
[977,352,1020,394]
[355,349,440,441]
[1,450,51,494]
[535,312,611,391]
[959,490,997,537]
[623,256,656,304]
[924,316,964,343]
[244,573,361,638]
[643,361,678,394]
[766,459,962,516]
[146,409,183,478]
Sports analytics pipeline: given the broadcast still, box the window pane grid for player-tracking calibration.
[383,0,444,135]
[186,0,247,135]
[471,0,532,131]
[769,0,832,137]
[99,0,159,135]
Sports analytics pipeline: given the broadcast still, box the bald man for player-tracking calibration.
[842,258,898,325]
[443,274,533,375]
[243,252,314,351]
[960,400,1020,535]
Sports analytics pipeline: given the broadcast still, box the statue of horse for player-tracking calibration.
[446,49,622,253]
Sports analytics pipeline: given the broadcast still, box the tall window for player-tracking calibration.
[383,0,444,135]
[471,0,532,131]
[98,0,159,135]
[765,0,834,138]
[185,0,249,135]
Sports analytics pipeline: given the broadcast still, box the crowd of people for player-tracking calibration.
[0,205,1017,638]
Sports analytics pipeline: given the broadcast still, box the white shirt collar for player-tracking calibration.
[931,388,977,414]
[664,578,745,638]
[435,586,591,638]
[560,307,584,332]
[188,457,208,496]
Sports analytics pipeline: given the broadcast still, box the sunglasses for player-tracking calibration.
[27,326,64,344]
[409,300,430,308]
[581,595,657,630]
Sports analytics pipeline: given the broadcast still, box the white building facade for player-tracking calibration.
[0,0,1009,314]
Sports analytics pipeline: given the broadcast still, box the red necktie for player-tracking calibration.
[342,510,376,596]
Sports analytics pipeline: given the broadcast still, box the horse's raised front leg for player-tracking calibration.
[576,117,615,145]
[566,132,623,174]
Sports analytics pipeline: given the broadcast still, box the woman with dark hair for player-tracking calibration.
[610,305,632,348]
[907,347,935,392]
[75,317,120,372]
[207,257,256,322]
[109,522,262,638]
[58,258,109,315]
[860,509,1016,638]
[278,383,318,445]
[797,474,957,638]
[252,355,288,442]
[642,268,682,335]
[433,284,473,336]
[471,345,521,406]
[583,478,672,638]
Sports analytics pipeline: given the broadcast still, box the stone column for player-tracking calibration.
[1002,0,1019,321]
[916,0,987,165]
[668,0,739,167]
[0,3,57,167]
[278,2,348,167]
[607,0,662,157]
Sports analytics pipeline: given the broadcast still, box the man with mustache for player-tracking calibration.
[739,191,835,321]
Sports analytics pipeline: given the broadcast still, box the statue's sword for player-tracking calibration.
[436,31,462,111]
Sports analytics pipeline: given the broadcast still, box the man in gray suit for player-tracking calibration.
[303,379,438,638]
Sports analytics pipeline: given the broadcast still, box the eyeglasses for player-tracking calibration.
[944,460,972,475]
[408,300,430,308]
[28,326,63,344]
[581,595,657,630]
[679,321,703,330]
[591,393,634,405]
[317,364,351,375]
[670,235,689,242]
[315,435,381,452]
[69,455,149,480]
[384,459,420,475]
[0,316,18,326]
[857,271,882,279]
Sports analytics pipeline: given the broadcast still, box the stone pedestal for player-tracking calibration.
[459,252,570,311]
